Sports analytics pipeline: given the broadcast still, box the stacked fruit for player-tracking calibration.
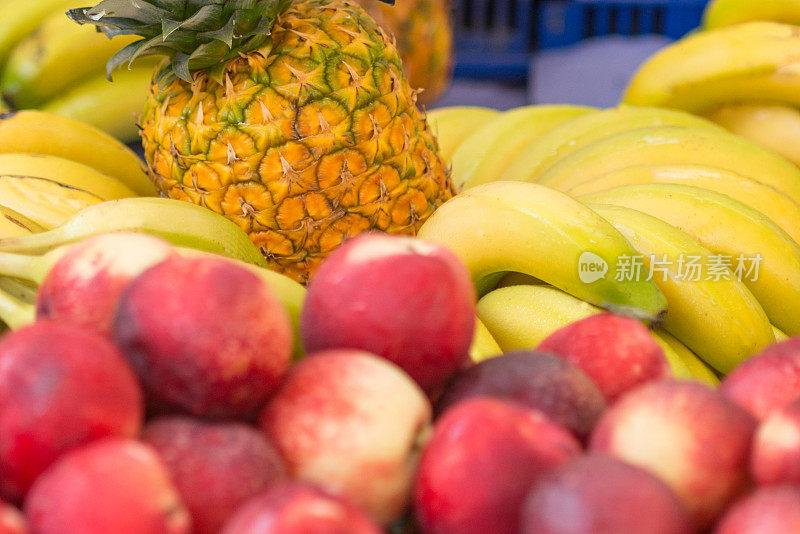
[623,0,800,167]
[426,103,800,381]
[1,227,799,533]
[0,0,451,143]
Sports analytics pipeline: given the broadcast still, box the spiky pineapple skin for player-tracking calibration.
[141,0,454,283]
[360,0,454,104]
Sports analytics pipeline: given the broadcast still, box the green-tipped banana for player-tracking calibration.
[581,184,800,336]
[451,105,596,190]
[588,203,774,372]
[568,164,800,245]
[417,181,668,321]
[42,66,154,143]
[0,110,154,196]
[704,0,800,29]
[426,106,501,161]
[501,106,721,183]
[536,125,800,205]
[0,197,269,267]
[476,283,715,383]
[624,22,800,113]
[1,8,140,108]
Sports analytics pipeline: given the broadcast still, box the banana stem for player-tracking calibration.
[0,250,48,283]
[0,288,35,329]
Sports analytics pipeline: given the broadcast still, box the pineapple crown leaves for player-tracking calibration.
[68,0,396,83]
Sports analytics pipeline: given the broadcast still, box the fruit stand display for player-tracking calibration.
[2,0,800,533]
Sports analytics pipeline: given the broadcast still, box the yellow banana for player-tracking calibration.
[0,175,103,229]
[0,110,155,196]
[417,181,668,320]
[536,125,800,204]
[0,153,135,200]
[704,0,800,29]
[0,286,34,329]
[0,0,79,68]
[774,326,790,341]
[426,106,500,162]
[451,105,596,190]
[0,197,268,268]
[704,103,800,168]
[580,184,800,336]
[653,328,719,386]
[624,22,800,113]
[501,106,721,183]
[588,203,774,372]
[0,205,44,238]
[469,316,503,363]
[476,283,715,383]
[42,66,154,143]
[567,164,800,245]
[0,9,139,108]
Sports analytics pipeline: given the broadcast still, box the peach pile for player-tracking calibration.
[1,231,799,533]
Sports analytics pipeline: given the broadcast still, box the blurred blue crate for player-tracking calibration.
[453,0,709,80]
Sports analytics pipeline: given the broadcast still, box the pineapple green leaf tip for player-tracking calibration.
[67,0,293,82]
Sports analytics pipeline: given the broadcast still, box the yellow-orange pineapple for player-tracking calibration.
[69,0,455,283]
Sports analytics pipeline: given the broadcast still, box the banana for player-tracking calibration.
[536,125,800,204]
[704,0,800,29]
[0,9,139,109]
[426,106,500,162]
[704,103,800,168]
[0,277,36,304]
[774,326,790,341]
[624,22,800,113]
[0,287,34,329]
[501,106,721,183]
[451,105,596,190]
[567,164,800,245]
[0,175,104,229]
[496,272,545,288]
[580,184,800,336]
[653,328,720,386]
[0,205,45,238]
[417,181,668,320]
[0,110,155,196]
[0,0,79,68]
[476,283,716,383]
[469,316,503,363]
[0,153,135,200]
[42,66,154,143]
[588,203,774,372]
[0,197,268,267]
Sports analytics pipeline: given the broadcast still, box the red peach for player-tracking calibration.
[259,349,432,526]
[114,255,292,418]
[300,232,476,391]
[36,232,173,336]
[142,416,287,534]
[538,314,670,402]
[590,380,756,528]
[437,350,606,439]
[720,337,800,420]
[25,439,190,534]
[750,397,800,486]
[521,455,694,534]
[0,500,26,534]
[414,398,581,534]
[221,482,382,534]
[714,486,800,534]
[0,321,142,501]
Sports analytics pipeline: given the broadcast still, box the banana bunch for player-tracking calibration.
[423,103,800,377]
[0,1,155,142]
[619,0,800,167]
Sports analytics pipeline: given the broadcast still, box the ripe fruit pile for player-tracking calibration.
[1,229,799,534]
[0,0,451,142]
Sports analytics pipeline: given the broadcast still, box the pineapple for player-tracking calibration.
[360,0,453,104]
[68,0,455,283]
